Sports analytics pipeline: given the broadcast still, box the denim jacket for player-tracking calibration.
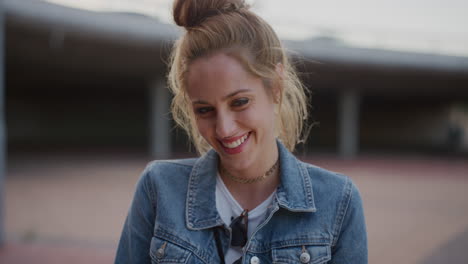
[116,141,367,264]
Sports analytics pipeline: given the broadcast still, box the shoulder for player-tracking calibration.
[299,160,365,243]
[136,157,198,190]
[299,160,363,220]
[299,160,357,193]
[145,158,197,173]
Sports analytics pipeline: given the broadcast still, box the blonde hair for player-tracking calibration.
[168,0,309,154]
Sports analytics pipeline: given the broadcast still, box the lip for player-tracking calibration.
[219,133,248,144]
[218,132,250,155]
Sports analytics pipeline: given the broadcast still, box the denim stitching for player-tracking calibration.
[146,161,195,216]
[144,163,158,212]
[186,151,224,230]
[276,149,316,212]
[270,238,330,248]
[298,161,316,210]
[331,177,352,247]
[155,228,211,264]
[272,244,331,264]
[186,159,199,229]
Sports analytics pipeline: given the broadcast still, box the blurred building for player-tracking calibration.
[5,0,468,158]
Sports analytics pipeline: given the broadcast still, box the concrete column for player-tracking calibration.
[149,79,171,158]
[0,0,5,245]
[338,89,360,158]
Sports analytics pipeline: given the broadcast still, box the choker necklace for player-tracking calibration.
[220,158,279,184]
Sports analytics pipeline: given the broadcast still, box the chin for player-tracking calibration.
[220,147,257,171]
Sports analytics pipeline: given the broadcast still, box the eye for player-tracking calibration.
[195,106,214,115]
[231,98,249,107]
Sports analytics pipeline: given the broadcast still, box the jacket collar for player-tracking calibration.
[186,140,316,230]
[275,140,317,213]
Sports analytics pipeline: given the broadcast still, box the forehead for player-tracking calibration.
[186,53,258,99]
[189,52,245,77]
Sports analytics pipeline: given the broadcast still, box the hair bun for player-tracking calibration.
[173,0,247,28]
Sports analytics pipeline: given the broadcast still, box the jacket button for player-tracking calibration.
[250,256,260,264]
[156,248,164,258]
[300,252,311,263]
[156,242,167,258]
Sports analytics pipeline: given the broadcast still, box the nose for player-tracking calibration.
[215,110,237,138]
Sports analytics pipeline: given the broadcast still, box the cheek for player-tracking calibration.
[195,119,213,139]
[196,121,221,149]
[239,103,276,131]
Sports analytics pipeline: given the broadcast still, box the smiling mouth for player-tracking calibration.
[220,132,250,149]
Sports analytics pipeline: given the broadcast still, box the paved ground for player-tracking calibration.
[0,242,115,264]
[1,152,467,264]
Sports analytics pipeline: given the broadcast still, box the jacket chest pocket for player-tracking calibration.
[272,245,331,264]
[150,237,192,264]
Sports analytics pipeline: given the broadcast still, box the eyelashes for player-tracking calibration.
[194,97,250,116]
[195,106,214,115]
[231,97,249,107]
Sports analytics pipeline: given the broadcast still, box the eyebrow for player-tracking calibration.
[192,89,251,105]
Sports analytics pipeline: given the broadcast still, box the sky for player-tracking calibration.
[45,0,468,57]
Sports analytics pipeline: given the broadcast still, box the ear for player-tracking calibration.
[272,63,284,104]
[275,62,284,79]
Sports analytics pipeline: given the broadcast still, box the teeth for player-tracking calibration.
[222,133,249,149]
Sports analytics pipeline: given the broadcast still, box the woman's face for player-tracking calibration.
[186,52,278,171]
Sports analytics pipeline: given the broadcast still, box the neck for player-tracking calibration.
[221,158,279,184]
[218,143,280,210]
[221,166,280,210]
[220,140,279,181]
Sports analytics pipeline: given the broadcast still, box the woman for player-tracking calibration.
[116,0,367,263]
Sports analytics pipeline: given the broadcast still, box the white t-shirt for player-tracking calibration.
[215,174,276,264]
